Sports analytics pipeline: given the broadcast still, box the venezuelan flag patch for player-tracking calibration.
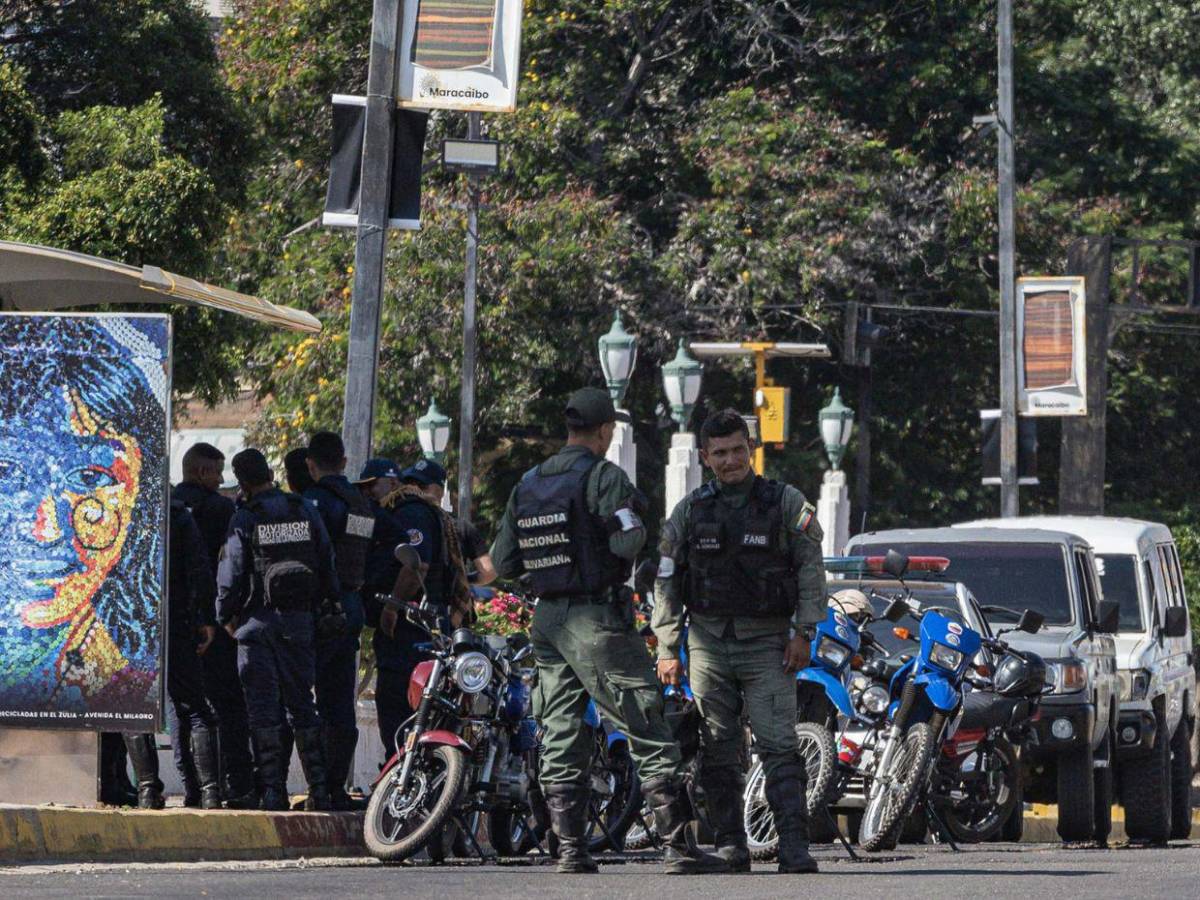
[795,502,817,533]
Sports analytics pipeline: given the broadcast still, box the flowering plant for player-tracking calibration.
[473,590,532,636]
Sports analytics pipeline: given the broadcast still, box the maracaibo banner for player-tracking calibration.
[0,313,170,731]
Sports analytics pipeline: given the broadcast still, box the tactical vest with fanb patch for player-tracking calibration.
[682,477,798,618]
[313,480,375,592]
[247,494,321,611]
[513,453,626,599]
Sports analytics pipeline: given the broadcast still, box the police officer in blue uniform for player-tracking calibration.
[121,500,224,809]
[216,449,339,811]
[366,458,472,761]
[302,432,376,809]
[172,442,256,808]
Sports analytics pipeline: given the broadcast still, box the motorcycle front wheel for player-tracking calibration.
[743,722,839,860]
[859,722,934,852]
[363,744,467,863]
[937,737,1020,844]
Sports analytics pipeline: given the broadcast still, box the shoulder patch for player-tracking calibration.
[657,555,676,579]
[405,528,425,547]
[794,501,817,534]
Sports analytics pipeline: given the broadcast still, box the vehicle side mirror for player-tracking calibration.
[884,599,909,622]
[634,559,658,595]
[883,550,909,579]
[1018,609,1045,634]
[1164,606,1189,639]
[1096,599,1120,635]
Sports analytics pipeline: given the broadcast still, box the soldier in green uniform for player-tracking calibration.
[492,387,725,876]
[653,408,827,874]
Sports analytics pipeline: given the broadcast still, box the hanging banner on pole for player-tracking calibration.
[323,95,429,230]
[398,0,524,113]
[1016,275,1087,416]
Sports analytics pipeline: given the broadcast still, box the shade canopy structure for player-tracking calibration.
[688,341,830,359]
[0,241,321,333]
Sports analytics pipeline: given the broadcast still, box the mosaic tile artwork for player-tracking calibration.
[0,314,169,730]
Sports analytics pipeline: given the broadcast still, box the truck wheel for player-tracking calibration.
[1122,706,1172,844]
[1055,741,1096,842]
[1092,726,1114,845]
[1169,716,1194,840]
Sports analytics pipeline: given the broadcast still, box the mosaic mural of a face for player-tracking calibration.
[0,314,169,729]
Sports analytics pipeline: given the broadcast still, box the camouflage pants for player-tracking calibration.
[531,596,683,786]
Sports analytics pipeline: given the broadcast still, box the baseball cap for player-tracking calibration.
[400,458,447,487]
[356,457,402,483]
[565,387,619,428]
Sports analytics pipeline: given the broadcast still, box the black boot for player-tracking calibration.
[123,733,165,810]
[764,763,818,874]
[192,728,224,810]
[251,727,288,811]
[293,726,331,811]
[641,776,729,875]
[99,733,138,807]
[324,726,359,811]
[701,766,751,873]
[544,782,599,873]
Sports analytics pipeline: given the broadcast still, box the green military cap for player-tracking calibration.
[565,387,618,427]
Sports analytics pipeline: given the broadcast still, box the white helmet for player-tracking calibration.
[829,588,873,622]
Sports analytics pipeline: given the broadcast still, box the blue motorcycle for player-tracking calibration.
[854,551,984,851]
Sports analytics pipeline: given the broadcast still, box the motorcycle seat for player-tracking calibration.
[960,690,1025,732]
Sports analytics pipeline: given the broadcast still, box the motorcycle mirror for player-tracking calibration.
[883,549,910,579]
[1017,609,1045,634]
[634,559,658,594]
[883,598,909,622]
[892,626,913,641]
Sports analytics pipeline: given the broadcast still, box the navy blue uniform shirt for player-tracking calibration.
[173,481,235,581]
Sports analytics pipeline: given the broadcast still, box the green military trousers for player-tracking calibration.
[687,625,800,780]
[530,596,683,786]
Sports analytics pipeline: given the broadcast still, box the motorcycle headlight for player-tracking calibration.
[815,636,851,668]
[849,672,870,696]
[1046,660,1087,695]
[929,643,964,672]
[1117,668,1150,702]
[859,684,890,714]
[454,651,494,694]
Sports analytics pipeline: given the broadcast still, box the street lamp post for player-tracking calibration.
[598,311,638,485]
[416,400,454,511]
[662,340,704,517]
[816,388,854,555]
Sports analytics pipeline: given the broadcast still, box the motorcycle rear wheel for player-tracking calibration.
[743,722,838,860]
[363,745,467,863]
[859,722,934,852]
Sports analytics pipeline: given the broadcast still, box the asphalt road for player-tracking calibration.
[3,842,1198,900]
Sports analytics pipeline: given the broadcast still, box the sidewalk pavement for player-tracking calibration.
[0,804,363,863]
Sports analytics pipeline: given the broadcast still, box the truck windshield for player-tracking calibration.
[1096,554,1143,632]
[853,541,1073,626]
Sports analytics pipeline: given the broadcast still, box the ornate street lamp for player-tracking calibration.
[819,387,855,469]
[598,310,638,406]
[416,400,452,464]
[661,339,703,432]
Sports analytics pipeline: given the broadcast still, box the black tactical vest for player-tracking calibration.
[168,499,196,633]
[247,493,322,611]
[513,452,626,599]
[314,479,375,592]
[683,477,798,618]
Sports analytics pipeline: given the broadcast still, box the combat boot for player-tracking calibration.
[191,727,224,810]
[641,776,729,875]
[323,725,359,811]
[764,762,818,874]
[251,727,289,811]
[700,766,751,873]
[294,726,332,811]
[122,733,165,810]
[544,782,599,873]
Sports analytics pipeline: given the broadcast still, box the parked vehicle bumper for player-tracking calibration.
[1025,698,1094,755]
[1115,707,1158,757]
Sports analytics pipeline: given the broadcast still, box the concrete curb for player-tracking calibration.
[1021,804,1200,843]
[0,805,364,863]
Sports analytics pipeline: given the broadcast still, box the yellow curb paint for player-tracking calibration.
[123,810,279,853]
